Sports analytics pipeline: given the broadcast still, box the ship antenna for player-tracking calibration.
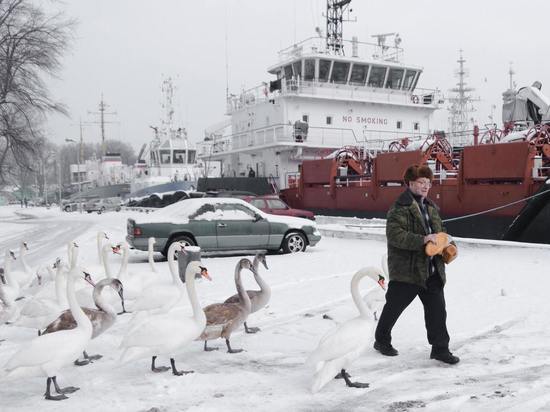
[325,0,353,55]
[225,4,230,101]
[508,62,516,90]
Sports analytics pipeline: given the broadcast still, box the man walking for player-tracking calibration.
[374,164,459,364]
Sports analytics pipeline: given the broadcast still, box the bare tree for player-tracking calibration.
[0,0,74,184]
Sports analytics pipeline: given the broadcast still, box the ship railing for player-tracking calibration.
[276,37,403,64]
[281,78,440,107]
[199,123,364,157]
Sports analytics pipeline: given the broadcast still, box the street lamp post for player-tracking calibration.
[65,136,82,213]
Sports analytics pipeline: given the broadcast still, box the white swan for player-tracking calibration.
[120,261,210,375]
[3,243,93,401]
[147,237,158,274]
[17,258,70,330]
[0,250,20,324]
[131,241,185,314]
[307,266,386,393]
[199,258,256,353]
[96,231,109,267]
[223,252,269,333]
[9,243,33,290]
[41,276,124,366]
[75,243,125,312]
[116,241,144,301]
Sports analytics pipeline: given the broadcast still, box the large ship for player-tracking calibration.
[197,0,550,243]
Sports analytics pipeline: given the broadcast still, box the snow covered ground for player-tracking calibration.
[1,205,550,411]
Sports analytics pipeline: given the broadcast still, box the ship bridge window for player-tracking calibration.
[367,66,387,88]
[349,64,369,85]
[160,149,171,164]
[403,70,417,91]
[318,59,332,82]
[283,65,293,79]
[173,150,186,164]
[330,61,350,84]
[304,59,315,81]
[188,149,196,163]
[292,61,302,78]
[386,68,405,90]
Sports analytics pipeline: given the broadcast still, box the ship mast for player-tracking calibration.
[447,50,477,146]
[88,94,117,156]
[326,0,352,55]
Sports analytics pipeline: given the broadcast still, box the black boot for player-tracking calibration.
[373,341,398,356]
[430,348,459,364]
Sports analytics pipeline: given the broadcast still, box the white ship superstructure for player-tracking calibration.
[131,77,209,194]
[198,2,442,191]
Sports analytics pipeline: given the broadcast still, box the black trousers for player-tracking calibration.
[375,275,450,351]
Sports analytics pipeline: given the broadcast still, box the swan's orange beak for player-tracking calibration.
[378,275,386,290]
[200,267,211,281]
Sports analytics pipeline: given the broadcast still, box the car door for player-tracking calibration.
[176,202,218,249]
[215,202,269,249]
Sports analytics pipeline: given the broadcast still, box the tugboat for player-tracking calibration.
[130,77,219,198]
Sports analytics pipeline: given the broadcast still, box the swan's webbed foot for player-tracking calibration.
[45,377,68,401]
[244,322,260,334]
[83,350,102,361]
[52,376,79,394]
[334,370,351,379]
[151,356,170,373]
[170,358,194,376]
[341,369,369,389]
[226,339,244,354]
[73,358,91,366]
[203,341,219,352]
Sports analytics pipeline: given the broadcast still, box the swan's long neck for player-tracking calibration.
[102,244,113,278]
[67,248,92,332]
[92,279,117,316]
[252,259,270,294]
[236,264,252,312]
[3,253,18,291]
[167,246,183,289]
[97,233,104,266]
[20,244,31,274]
[185,263,205,323]
[148,239,157,273]
[351,272,370,319]
[118,244,129,279]
[54,264,67,306]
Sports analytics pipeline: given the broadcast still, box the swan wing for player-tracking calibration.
[4,330,88,371]
[307,317,372,368]
[223,290,260,305]
[204,303,242,326]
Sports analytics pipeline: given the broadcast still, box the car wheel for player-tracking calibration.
[282,231,307,253]
[116,206,121,212]
[64,206,71,212]
[163,235,196,258]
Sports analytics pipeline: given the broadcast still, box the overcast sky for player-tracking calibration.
[44,0,550,152]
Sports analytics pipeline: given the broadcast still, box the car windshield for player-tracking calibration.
[266,198,288,209]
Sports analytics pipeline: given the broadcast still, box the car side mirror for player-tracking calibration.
[254,213,264,222]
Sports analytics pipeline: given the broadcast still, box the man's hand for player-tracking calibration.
[424,233,438,244]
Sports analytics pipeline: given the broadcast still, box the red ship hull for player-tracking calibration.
[281,139,550,243]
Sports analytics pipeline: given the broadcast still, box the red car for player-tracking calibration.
[243,195,315,220]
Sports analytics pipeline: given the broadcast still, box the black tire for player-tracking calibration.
[64,206,71,212]
[163,235,196,258]
[115,206,121,212]
[282,231,307,253]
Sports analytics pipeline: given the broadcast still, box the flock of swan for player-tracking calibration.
[0,231,387,400]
